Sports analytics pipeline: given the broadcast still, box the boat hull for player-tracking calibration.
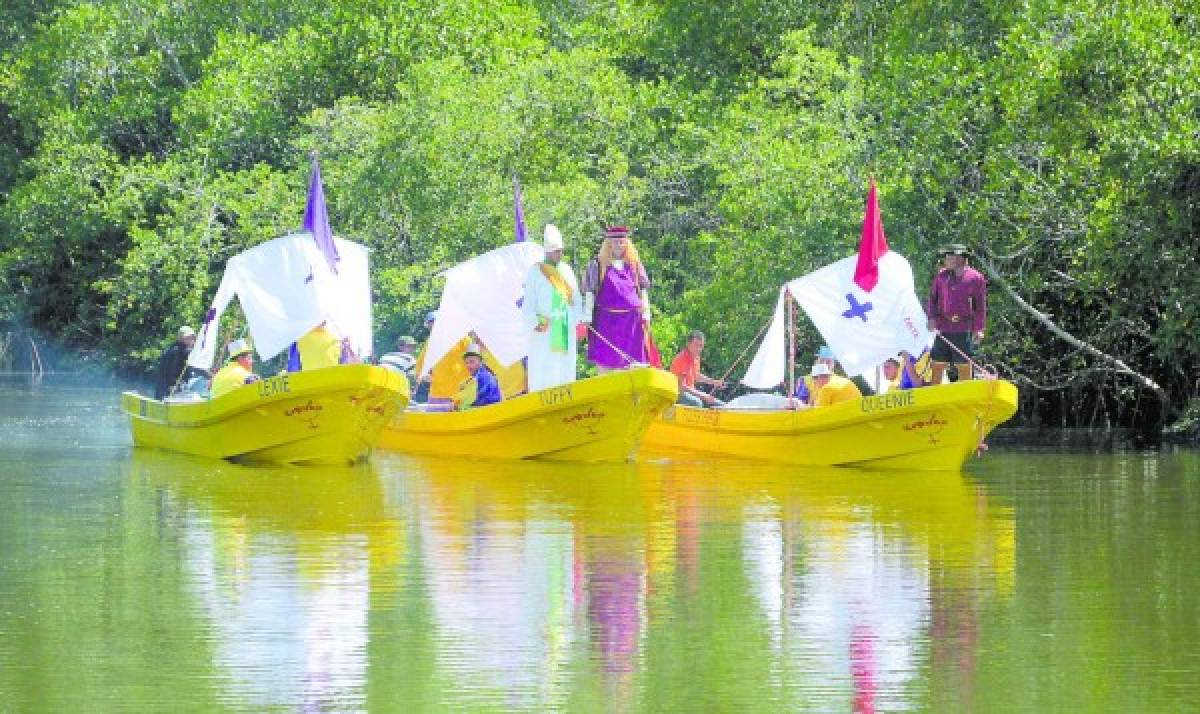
[641,379,1018,471]
[378,367,678,462]
[122,365,409,466]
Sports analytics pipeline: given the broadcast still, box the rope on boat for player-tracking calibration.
[935,332,998,379]
[585,324,642,367]
[933,332,1000,457]
[715,313,775,386]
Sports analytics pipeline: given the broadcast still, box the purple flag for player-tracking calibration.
[513,174,527,243]
[304,155,340,273]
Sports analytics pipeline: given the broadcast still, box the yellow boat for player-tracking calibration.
[641,378,1018,471]
[378,367,678,461]
[123,364,409,466]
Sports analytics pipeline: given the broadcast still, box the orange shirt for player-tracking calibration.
[670,350,700,389]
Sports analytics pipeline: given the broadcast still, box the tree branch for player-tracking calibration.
[975,252,1168,404]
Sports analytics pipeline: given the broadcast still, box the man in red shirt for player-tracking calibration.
[669,330,726,408]
[926,244,987,383]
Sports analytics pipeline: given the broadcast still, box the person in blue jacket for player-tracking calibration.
[456,344,502,409]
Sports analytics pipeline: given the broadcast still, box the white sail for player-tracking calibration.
[742,251,933,384]
[418,241,544,377]
[188,233,372,369]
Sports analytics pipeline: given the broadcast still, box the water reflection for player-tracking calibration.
[12,388,1200,710]
[132,451,398,712]
[400,458,1016,712]
[128,448,1016,712]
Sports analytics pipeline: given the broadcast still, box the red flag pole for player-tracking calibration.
[644,322,663,368]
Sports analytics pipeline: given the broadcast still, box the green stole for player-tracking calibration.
[539,262,572,353]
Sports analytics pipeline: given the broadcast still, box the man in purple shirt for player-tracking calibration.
[926,244,987,383]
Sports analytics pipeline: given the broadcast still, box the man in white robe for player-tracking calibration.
[521,224,583,392]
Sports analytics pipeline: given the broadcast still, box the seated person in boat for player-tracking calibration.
[210,338,262,399]
[899,349,930,389]
[291,321,359,371]
[669,330,725,408]
[793,345,836,405]
[154,325,210,399]
[454,344,502,410]
[379,335,418,380]
[881,357,903,392]
[810,362,861,407]
[880,349,932,392]
[416,312,526,404]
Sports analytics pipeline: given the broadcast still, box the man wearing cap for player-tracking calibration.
[927,244,987,383]
[379,335,418,379]
[522,223,583,392]
[809,362,862,407]
[210,339,262,399]
[415,312,525,404]
[154,326,209,399]
[581,225,652,371]
[454,344,502,409]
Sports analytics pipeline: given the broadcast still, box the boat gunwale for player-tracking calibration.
[657,379,1018,437]
[122,364,407,428]
[391,367,678,436]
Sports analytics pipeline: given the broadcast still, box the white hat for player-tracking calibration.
[178,326,196,339]
[227,338,253,359]
[543,224,564,252]
[810,363,833,377]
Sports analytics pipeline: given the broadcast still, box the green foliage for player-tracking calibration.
[1,0,1197,430]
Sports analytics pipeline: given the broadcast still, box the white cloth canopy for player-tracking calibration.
[188,232,372,369]
[419,242,544,377]
[743,251,932,385]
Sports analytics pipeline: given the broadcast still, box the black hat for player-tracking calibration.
[938,243,969,257]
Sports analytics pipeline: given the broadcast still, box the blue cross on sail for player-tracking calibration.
[841,293,873,322]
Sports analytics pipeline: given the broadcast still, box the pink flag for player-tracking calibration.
[853,181,889,292]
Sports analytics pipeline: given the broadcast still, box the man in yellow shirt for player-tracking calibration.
[295,321,356,370]
[810,363,862,407]
[210,339,262,399]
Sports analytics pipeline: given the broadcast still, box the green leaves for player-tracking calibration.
[0,0,1196,427]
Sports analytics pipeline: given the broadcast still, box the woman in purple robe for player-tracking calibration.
[582,226,651,370]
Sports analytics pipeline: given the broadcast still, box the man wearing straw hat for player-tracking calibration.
[926,243,987,384]
[210,338,262,399]
[522,223,583,392]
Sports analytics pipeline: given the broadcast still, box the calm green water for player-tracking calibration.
[1,383,1198,712]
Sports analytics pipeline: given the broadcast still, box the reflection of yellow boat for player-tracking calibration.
[642,379,1018,471]
[400,455,1013,593]
[378,368,678,461]
[122,365,409,466]
[131,449,391,534]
